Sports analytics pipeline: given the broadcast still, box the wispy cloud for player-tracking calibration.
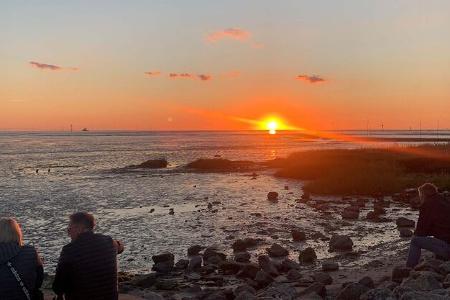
[207,28,250,43]
[29,61,78,71]
[206,28,262,48]
[167,73,212,81]
[144,71,162,77]
[144,70,214,81]
[296,74,326,83]
[169,73,194,78]
[197,74,212,81]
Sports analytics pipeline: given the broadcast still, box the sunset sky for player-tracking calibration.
[1,1,450,131]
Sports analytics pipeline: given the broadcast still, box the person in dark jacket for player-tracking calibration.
[0,218,44,300]
[406,183,450,268]
[52,212,124,300]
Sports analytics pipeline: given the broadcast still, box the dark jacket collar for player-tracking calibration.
[0,242,21,264]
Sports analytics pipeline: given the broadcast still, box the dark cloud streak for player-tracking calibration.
[296,74,326,83]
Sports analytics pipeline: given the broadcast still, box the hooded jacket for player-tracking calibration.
[0,243,43,300]
[415,193,450,244]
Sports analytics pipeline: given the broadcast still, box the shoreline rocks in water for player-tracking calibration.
[118,241,450,300]
[185,158,261,172]
[127,159,168,169]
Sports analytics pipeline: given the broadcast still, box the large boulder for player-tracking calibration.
[174,259,189,270]
[298,282,327,298]
[234,284,256,297]
[232,239,248,252]
[237,263,260,279]
[232,238,259,252]
[400,273,442,291]
[185,158,256,171]
[322,261,339,272]
[396,217,415,228]
[203,247,226,265]
[292,229,306,242]
[329,235,353,251]
[187,255,202,271]
[360,288,395,300]
[187,244,203,256]
[154,278,177,290]
[267,243,289,257]
[392,266,412,283]
[128,273,157,288]
[359,276,375,289]
[400,291,449,300]
[281,258,301,272]
[299,247,317,264]
[234,251,251,263]
[151,252,174,274]
[267,191,279,202]
[257,283,298,300]
[341,208,359,220]
[255,269,273,287]
[313,272,333,285]
[258,255,279,276]
[135,159,168,169]
[399,228,413,238]
[219,261,241,275]
[336,282,370,300]
[234,291,256,300]
[439,261,450,275]
[287,269,303,281]
[443,274,450,288]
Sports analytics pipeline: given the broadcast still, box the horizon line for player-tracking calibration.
[0,128,449,133]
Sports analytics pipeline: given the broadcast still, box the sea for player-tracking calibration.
[0,130,449,273]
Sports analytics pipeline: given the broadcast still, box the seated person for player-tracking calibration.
[53,212,124,300]
[406,183,450,268]
[0,217,44,300]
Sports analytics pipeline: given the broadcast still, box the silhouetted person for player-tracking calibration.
[406,183,450,268]
[52,212,124,300]
[0,218,44,300]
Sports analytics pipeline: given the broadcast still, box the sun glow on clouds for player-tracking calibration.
[233,115,296,134]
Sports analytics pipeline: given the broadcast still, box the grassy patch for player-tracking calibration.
[274,144,450,195]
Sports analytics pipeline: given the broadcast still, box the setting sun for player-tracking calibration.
[267,120,278,134]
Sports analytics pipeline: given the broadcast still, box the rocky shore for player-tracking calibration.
[111,189,450,299]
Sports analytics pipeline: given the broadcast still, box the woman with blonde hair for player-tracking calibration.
[0,218,44,299]
[406,183,450,267]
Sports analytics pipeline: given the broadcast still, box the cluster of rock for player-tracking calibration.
[291,188,420,240]
[120,246,450,299]
[119,232,362,300]
[127,159,168,169]
[185,159,260,172]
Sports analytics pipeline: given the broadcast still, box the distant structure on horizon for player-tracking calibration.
[81,128,89,132]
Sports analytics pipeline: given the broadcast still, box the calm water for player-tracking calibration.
[0,130,447,273]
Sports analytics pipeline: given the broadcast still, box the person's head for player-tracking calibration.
[67,212,95,241]
[417,183,439,206]
[0,218,23,246]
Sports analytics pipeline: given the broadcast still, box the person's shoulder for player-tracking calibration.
[20,244,38,255]
[19,245,41,263]
[93,233,113,243]
[61,241,76,253]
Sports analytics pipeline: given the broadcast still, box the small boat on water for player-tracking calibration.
[81,128,89,132]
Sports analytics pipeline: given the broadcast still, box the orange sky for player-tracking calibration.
[1,1,450,131]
